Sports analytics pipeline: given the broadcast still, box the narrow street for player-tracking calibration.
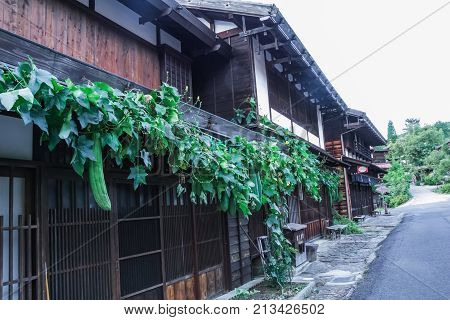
[351,186,450,299]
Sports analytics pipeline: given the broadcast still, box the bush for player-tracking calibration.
[384,161,412,208]
[436,183,450,194]
[332,213,362,234]
[423,173,440,186]
[386,193,410,207]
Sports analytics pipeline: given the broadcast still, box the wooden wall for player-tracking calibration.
[192,34,254,120]
[227,215,251,289]
[0,0,160,88]
[266,63,320,136]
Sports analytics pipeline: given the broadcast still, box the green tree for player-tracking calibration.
[404,118,420,133]
[434,121,450,138]
[388,121,448,185]
[387,120,397,142]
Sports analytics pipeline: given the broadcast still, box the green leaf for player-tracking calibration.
[28,68,55,94]
[14,61,32,82]
[47,128,61,151]
[77,108,103,129]
[155,104,166,115]
[177,184,186,197]
[0,88,34,111]
[140,149,152,168]
[102,133,120,152]
[43,88,70,111]
[59,117,78,140]
[71,149,86,177]
[128,165,147,190]
[30,107,48,133]
[71,88,90,109]
[73,136,96,161]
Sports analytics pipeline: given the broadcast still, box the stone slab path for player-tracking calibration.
[295,209,404,300]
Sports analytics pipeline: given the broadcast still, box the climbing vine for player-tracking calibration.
[0,60,340,286]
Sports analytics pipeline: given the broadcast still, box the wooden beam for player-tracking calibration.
[239,25,273,38]
[271,56,302,65]
[260,39,288,51]
[282,66,307,75]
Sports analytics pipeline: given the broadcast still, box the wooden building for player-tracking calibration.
[324,108,387,217]
[0,0,377,300]
[177,0,351,280]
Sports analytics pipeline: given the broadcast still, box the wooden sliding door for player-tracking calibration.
[0,166,39,300]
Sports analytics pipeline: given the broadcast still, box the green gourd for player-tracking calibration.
[88,135,112,211]
[251,169,263,211]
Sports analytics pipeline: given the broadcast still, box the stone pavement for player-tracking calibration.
[294,210,405,300]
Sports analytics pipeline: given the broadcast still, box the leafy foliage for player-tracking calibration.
[388,119,449,186]
[332,212,362,234]
[0,60,340,287]
[383,161,411,207]
[435,183,450,194]
[387,120,397,142]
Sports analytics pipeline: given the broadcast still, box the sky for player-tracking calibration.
[246,0,450,136]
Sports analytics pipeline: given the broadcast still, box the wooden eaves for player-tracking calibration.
[177,0,348,116]
[116,0,231,58]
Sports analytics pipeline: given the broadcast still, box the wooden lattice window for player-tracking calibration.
[160,45,193,102]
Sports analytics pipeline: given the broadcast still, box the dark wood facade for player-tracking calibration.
[0,0,358,300]
[0,0,232,300]
[192,34,255,120]
[0,0,161,89]
[324,111,386,218]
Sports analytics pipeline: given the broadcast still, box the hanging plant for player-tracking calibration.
[0,59,340,286]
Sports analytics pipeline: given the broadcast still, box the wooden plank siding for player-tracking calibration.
[0,0,160,88]
[227,215,251,289]
[192,34,255,120]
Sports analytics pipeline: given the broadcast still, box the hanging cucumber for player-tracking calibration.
[250,169,263,211]
[228,193,237,216]
[88,134,112,211]
[218,191,229,213]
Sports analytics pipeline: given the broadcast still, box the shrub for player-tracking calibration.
[423,173,440,186]
[384,161,412,208]
[332,213,363,234]
[436,183,450,194]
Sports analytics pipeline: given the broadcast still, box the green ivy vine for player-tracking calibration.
[0,60,340,287]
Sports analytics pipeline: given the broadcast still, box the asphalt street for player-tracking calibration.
[351,186,450,300]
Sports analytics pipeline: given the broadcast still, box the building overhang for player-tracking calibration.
[117,0,231,58]
[177,0,347,118]
[344,108,387,146]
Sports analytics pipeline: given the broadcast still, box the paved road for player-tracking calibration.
[351,186,450,300]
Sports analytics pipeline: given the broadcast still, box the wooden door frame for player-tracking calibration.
[0,160,41,300]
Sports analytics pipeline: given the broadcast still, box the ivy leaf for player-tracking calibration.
[201,182,214,194]
[71,149,86,177]
[140,149,152,168]
[102,132,120,152]
[73,135,95,161]
[0,88,34,111]
[59,118,78,140]
[177,184,186,197]
[47,128,61,151]
[164,123,175,140]
[13,61,32,82]
[43,88,70,111]
[128,165,147,190]
[71,88,90,109]
[30,107,48,133]
[155,104,166,115]
[77,108,103,129]
[28,68,55,94]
